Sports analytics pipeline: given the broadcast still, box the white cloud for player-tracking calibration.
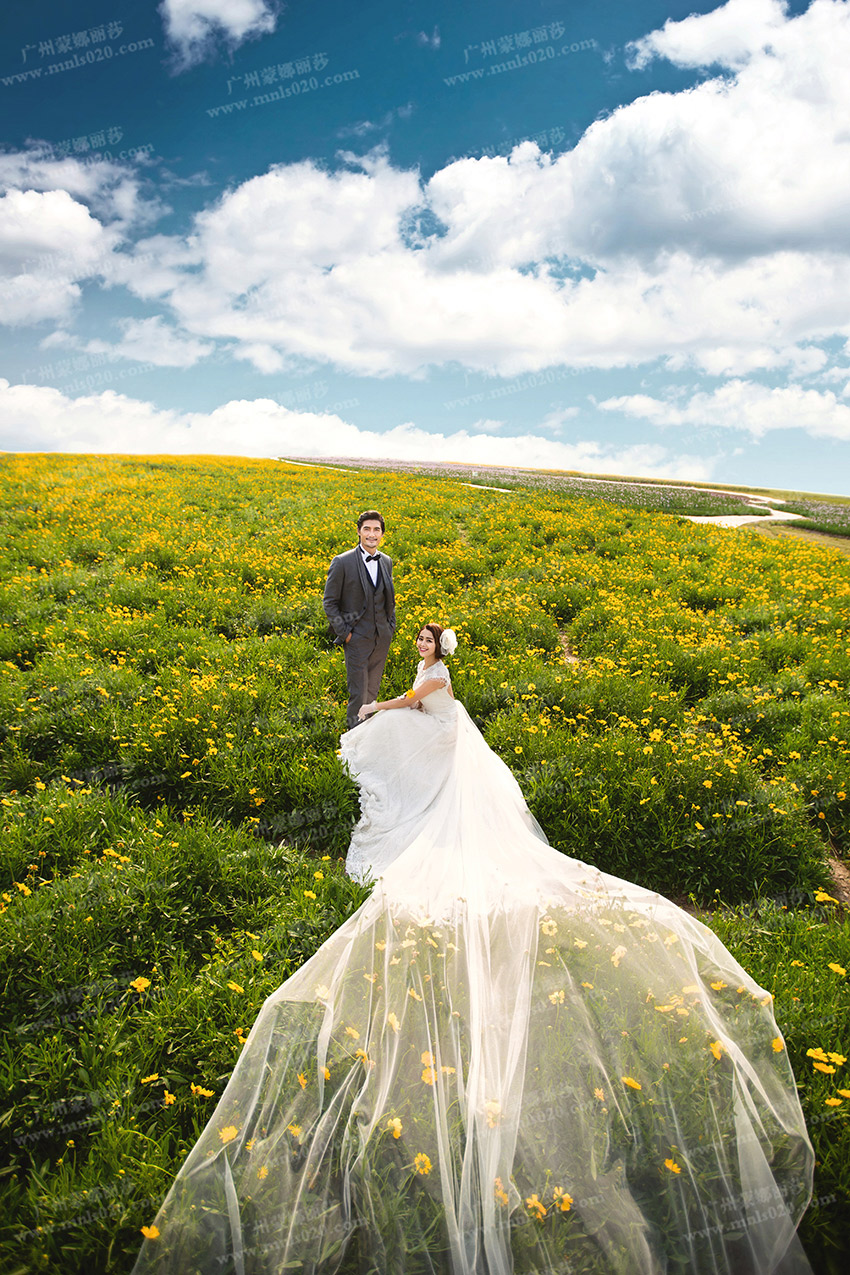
[5,0,850,428]
[108,0,850,386]
[0,188,120,325]
[539,407,580,432]
[627,0,789,70]
[599,378,850,440]
[467,418,506,433]
[0,379,712,480]
[84,316,214,368]
[0,151,165,326]
[0,150,161,230]
[160,0,281,68]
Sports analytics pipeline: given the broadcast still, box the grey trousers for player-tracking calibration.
[343,632,392,730]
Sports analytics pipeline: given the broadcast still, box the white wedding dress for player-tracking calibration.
[131,660,814,1275]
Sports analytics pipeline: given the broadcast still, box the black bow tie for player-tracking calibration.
[364,553,379,562]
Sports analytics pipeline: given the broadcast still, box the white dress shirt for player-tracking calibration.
[359,545,379,586]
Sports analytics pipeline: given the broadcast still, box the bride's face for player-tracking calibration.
[416,629,436,657]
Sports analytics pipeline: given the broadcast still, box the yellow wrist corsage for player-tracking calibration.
[405,689,416,698]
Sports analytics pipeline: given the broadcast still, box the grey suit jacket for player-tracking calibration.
[322,547,396,645]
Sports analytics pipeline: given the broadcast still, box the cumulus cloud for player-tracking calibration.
[99,0,850,384]
[84,316,215,368]
[0,188,117,325]
[5,0,850,435]
[0,150,165,326]
[627,0,789,70]
[0,379,712,480]
[599,378,850,441]
[159,0,281,69]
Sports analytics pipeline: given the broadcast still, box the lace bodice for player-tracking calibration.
[413,658,450,689]
[413,658,454,718]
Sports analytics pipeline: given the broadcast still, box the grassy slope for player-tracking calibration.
[1,453,849,1272]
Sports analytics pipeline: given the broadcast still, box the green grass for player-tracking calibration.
[2,451,849,1272]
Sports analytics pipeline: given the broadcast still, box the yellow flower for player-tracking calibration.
[297,1072,308,1088]
[581,981,594,989]
[573,938,587,948]
[828,1052,846,1065]
[131,977,152,993]
[825,1097,842,1107]
[414,1153,432,1175]
[387,1012,400,1034]
[611,945,627,967]
[315,984,331,1000]
[709,1041,724,1061]
[813,1062,836,1074]
[303,890,316,900]
[162,1090,176,1106]
[828,963,847,976]
[191,1083,214,1097]
[772,1038,785,1053]
[140,1225,160,1239]
[703,780,712,788]
[807,1047,829,1062]
[408,988,423,1001]
[251,950,263,961]
[345,1026,360,1039]
[421,1066,436,1086]
[227,981,244,994]
[494,1177,509,1206]
[313,871,324,880]
[622,1076,642,1091]
[421,1051,435,1065]
[287,1123,302,1137]
[709,980,727,991]
[837,1089,850,1098]
[553,1186,573,1211]
[257,1165,268,1180]
[815,892,838,903]
[484,1100,501,1127]
[387,1117,403,1139]
[525,1193,547,1220]
[219,1125,239,1144]
[540,917,557,936]
[665,1158,682,1174]
[548,989,565,1005]
[140,1073,159,1084]
[323,1067,330,1080]
[594,1087,605,1100]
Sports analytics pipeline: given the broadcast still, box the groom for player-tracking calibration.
[323,510,396,730]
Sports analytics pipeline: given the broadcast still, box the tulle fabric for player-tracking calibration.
[131,671,814,1275]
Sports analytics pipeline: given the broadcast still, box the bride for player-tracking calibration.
[131,625,814,1274]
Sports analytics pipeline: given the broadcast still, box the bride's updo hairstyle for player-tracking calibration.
[420,624,457,657]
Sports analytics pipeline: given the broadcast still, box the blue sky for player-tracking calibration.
[2,0,849,492]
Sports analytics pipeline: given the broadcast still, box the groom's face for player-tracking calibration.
[358,520,384,553]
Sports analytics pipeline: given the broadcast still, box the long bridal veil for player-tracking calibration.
[131,702,813,1274]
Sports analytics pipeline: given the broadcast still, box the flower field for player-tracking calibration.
[1,452,849,1272]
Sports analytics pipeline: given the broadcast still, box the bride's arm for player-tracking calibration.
[360,677,448,717]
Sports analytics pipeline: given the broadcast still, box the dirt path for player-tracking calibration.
[747,522,850,558]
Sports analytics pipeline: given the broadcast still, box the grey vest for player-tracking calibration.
[359,565,392,636]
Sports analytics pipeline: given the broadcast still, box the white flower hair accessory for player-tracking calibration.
[440,628,458,656]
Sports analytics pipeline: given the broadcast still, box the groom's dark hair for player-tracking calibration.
[357,510,385,532]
